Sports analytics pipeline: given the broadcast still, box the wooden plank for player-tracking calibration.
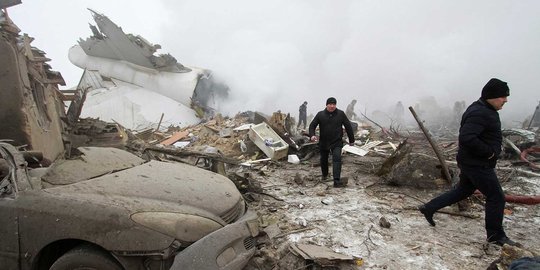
[159,131,189,146]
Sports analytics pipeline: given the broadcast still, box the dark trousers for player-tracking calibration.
[424,165,506,240]
[298,116,307,129]
[320,146,343,182]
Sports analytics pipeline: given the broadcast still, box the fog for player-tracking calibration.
[8,0,540,127]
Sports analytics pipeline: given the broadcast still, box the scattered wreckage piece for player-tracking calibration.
[376,140,449,189]
[160,130,189,146]
[487,243,540,270]
[359,111,395,139]
[234,124,255,131]
[268,111,300,150]
[503,128,537,152]
[0,0,21,9]
[70,66,202,130]
[69,9,230,130]
[68,117,128,149]
[240,158,272,167]
[226,172,263,195]
[378,216,391,228]
[520,147,540,170]
[504,137,523,157]
[409,106,452,184]
[500,129,539,169]
[289,243,363,268]
[143,145,240,176]
[248,123,289,160]
[343,145,368,157]
[344,140,384,157]
[295,141,319,161]
[287,154,300,164]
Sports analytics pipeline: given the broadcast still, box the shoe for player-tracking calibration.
[333,181,347,188]
[489,236,522,247]
[419,205,436,226]
[321,175,330,182]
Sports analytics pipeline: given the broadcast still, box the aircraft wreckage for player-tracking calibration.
[67,9,229,131]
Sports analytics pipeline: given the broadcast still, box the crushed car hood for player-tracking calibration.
[43,160,242,223]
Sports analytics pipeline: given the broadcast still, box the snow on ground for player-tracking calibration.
[246,154,540,269]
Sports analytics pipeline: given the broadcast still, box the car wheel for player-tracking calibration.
[50,245,123,270]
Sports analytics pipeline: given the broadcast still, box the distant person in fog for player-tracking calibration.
[393,101,404,124]
[297,101,308,130]
[345,99,358,120]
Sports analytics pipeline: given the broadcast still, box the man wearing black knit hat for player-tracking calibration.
[419,78,520,247]
[309,97,355,187]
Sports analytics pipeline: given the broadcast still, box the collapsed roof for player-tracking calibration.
[0,8,67,161]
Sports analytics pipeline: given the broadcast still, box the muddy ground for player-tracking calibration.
[238,152,540,269]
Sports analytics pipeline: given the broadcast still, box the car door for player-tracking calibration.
[0,189,20,270]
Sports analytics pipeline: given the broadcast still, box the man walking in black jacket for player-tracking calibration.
[309,97,355,187]
[419,78,520,247]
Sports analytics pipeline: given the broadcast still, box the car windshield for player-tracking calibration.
[41,147,145,186]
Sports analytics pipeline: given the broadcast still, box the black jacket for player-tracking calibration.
[309,108,355,150]
[299,104,307,117]
[456,99,502,168]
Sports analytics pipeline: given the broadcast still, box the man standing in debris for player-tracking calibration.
[394,101,405,124]
[452,100,466,128]
[298,101,308,130]
[345,99,358,120]
[309,97,355,187]
[419,78,520,247]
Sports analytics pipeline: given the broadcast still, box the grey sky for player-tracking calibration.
[8,0,540,125]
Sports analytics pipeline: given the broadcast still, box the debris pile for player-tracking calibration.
[3,4,540,269]
[92,106,540,269]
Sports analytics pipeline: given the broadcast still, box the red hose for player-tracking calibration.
[474,190,540,205]
[468,147,540,205]
[504,194,540,205]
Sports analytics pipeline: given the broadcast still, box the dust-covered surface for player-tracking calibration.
[241,153,540,269]
[141,114,540,269]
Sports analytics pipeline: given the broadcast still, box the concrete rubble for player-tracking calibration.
[73,99,536,269]
[128,111,539,269]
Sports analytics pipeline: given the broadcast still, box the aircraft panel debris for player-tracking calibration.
[69,10,230,131]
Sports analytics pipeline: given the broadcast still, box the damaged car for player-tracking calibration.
[0,142,259,270]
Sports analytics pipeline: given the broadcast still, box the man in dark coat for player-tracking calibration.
[309,97,355,187]
[419,78,520,247]
[297,101,308,130]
